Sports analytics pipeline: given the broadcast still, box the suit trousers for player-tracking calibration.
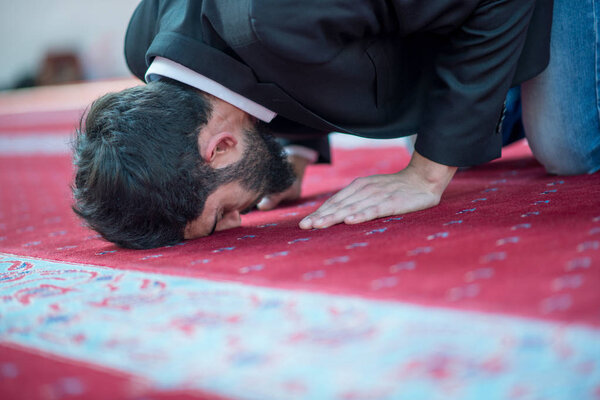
[520,0,600,174]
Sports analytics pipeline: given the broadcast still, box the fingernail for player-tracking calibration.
[347,215,355,221]
[315,218,324,226]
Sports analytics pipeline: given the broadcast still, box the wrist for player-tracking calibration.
[406,151,457,195]
[287,154,311,181]
[284,145,317,182]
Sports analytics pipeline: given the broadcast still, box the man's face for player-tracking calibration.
[184,124,295,239]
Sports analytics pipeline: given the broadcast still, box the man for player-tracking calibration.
[74,0,555,249]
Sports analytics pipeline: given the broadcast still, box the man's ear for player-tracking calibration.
[199,131,240,168]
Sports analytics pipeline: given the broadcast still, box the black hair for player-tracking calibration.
[72,79,216,249]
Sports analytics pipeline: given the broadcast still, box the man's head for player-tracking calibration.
[72,79,294,249]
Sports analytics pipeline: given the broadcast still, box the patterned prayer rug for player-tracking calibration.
[1,82,599,400]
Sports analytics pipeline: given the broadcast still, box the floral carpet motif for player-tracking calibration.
[2,255,599,400]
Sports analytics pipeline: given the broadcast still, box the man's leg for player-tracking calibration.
[521,0,600,175]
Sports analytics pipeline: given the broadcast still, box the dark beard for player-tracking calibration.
[215,122,296,199]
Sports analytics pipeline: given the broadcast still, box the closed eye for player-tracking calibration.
[209,210,220,236]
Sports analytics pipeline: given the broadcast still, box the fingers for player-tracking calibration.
[257,194,282,211]
[315,182,368,214]
[257,152,311,211]
[257,181,302,211]
[300,177,387,229]
[300,197,391,229]
[344,204,388,224]
[299,172,444,230]
[257,191,292,211]
[305,177,373,215]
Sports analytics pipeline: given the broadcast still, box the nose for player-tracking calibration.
[215,210,241,231]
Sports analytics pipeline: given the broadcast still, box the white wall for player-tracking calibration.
[0,0,140,89]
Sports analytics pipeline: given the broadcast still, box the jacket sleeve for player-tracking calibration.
[412,0,537,166]
[249,0,541,167]
[124,0,159,82]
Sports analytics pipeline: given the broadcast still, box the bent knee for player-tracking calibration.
[523,114,600,175]
[531,142,600,175]
[542,161,596,176]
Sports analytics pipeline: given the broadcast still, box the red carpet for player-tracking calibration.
[1,141,599,325]
[0,344,227,400]
[1,82,599,400]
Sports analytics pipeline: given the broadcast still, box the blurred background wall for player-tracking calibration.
[0,0,140,90]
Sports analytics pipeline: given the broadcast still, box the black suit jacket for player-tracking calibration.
[125,0,552,167]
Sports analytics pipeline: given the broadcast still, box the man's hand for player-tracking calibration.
[257,154,311,211]
[299,151,457,229]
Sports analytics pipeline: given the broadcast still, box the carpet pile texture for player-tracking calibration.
[0,82,599,400]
